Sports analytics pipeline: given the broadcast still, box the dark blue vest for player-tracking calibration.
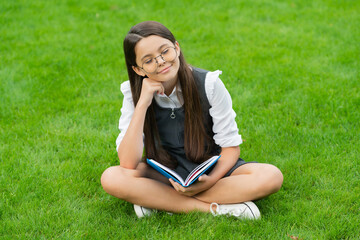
[154,67,221,179]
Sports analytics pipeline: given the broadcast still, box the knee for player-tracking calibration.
[250,164,283,197]
[101,166,117,194]
[101,166,130,198]
[263,165,283,194]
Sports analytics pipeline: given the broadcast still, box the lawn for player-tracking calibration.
[1,0,359,239]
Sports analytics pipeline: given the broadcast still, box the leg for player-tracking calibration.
[194,163,283,204]
[100,163,210,213]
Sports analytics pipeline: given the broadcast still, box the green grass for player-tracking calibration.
[1,0,359,239]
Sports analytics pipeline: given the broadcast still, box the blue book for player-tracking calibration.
[146,155,220,187]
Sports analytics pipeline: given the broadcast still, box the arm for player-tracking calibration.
[118,78,164,169]
[118,102,148,169]
[206,146,240,181]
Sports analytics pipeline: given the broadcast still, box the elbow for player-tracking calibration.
[119,162,138,169]
[118,152,139,170]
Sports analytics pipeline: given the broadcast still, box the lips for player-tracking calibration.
[158,65,171,74]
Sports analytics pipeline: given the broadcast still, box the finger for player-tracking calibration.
[174,182,186,193]
[169,178,176,188]
[177,185,186,193]
[149,83,163,95]
[146,79,164,95]
[142,78,161,92]
[156,84,165,95]
[198,174,208,182]
[169,179,187,193]
[156,88,164,95]
[169,179,181,192]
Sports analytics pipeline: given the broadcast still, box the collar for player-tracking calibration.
[156,82,182,98]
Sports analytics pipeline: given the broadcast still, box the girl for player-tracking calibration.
[101,21,283,219]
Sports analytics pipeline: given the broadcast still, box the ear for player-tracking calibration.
[175,41,181,55]
[132,66,146,77]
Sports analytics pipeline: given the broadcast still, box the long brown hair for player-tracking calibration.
[123,21,211,168]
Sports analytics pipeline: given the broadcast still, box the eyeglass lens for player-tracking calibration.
[141,47,177,74]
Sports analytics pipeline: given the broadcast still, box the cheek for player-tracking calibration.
[173,56,180,68]
[174,59,181,71]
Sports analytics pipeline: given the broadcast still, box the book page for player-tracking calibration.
[147,159,185,186]
[184,156,219,186]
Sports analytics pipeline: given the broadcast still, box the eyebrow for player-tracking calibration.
[140,44,171,61]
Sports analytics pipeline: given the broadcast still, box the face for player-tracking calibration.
[132,35,181,83]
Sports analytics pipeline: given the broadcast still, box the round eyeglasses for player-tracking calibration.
[138,47,177,74]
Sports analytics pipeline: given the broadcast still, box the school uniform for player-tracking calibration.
[116,67,249,179]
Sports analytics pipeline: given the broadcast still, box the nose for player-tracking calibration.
[155,55,166,65]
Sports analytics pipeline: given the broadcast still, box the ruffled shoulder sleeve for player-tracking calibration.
[204,70,222,103]
[116,80,135,151]
[120,80,133,104]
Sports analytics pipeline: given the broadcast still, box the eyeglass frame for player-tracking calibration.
[136,46,178,74]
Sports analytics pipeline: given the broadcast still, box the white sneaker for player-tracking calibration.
[210,201,261,220]
[133,204,155,218]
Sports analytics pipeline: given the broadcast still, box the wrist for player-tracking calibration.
[208,174,220,185]
[201,174,217,187]
[135,100,150,111]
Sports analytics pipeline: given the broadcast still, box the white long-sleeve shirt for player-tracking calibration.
[116,70,242,151]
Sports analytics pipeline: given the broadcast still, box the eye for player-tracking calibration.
[143,58,153,65]
[162,48,169,55]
